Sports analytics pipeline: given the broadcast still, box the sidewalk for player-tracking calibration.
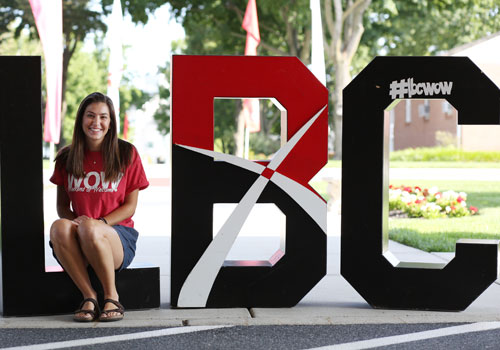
[2,167,500,327]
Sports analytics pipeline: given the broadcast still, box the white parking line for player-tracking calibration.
[306,322,500,350]
[3,325,232,350]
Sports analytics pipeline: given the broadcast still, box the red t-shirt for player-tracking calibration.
[50,147,149,228]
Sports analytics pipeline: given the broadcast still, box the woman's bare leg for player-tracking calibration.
[50,219,97,320]
[76,220,124,319]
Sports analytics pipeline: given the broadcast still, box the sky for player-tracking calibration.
[99,3,185,92]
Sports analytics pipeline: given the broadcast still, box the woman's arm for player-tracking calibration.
[100,189,139,226]
[56,185,76,220]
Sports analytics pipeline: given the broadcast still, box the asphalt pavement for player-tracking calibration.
[3,323,500,349]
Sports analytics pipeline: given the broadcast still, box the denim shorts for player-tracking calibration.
[114,225,139,271]
[49,225,139,272]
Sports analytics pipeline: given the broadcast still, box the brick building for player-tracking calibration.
[389,32,500,151]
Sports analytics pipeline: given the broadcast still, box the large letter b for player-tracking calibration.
[171,55,328,307]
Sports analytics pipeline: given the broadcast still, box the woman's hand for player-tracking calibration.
[72,215,91,226]
[99,189,139,226]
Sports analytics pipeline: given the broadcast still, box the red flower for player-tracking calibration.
[457,196,464,203]
[470,206,478,214]
[389,184,393,189]
[415,186,422,192]
[404,186,412,193]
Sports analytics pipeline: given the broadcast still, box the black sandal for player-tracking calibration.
[99,299,124,322]
[74,298,100,322]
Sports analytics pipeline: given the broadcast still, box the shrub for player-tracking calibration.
[389,185,478,219]
[390,146,500,162]
[249,133,280,159]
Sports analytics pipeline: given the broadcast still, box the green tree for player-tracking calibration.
[168,0,312,60]
[363,0,500,57]
[213,99,239,155]
[119,83,151,139]
[0,0,166,146]
[63,47,108,142]
[152,63,171,135]
[323,0,371,159]
[64,43,151,143]
[0,22,42,55]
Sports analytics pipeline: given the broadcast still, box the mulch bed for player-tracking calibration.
[389,210,409,219]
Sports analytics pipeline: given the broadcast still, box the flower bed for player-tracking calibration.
[389,185,478,219]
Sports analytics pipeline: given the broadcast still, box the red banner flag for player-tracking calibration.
[242,0,261,133]
[107,0,124,132]
[242,98,260,133]
[242,0,260,56]
[30,0,63,144]
[123,113,129,140]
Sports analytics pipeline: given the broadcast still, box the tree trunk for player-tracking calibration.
[323,0,371,160]
[57,33,79,150]
[332,59,350,159]
[235,108,245,157]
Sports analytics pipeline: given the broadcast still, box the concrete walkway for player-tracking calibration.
[2,166,500,327]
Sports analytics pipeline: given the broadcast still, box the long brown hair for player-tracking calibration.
[55,92,133,182]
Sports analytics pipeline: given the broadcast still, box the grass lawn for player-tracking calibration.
[389,161,500,168]
[326,160,341,168]
[389,179,500,252]
[326,160,500,168]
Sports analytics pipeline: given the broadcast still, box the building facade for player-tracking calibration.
[391,32,500,151]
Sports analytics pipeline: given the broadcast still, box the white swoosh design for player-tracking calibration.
[177,105,327,307]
